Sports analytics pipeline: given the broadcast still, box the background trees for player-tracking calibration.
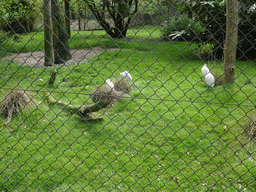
[83,0,138,38]
[0,0,41,34]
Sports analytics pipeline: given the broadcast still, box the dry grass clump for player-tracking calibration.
[247,119,256,140]
[91,87,123,104]
[1,89,32,125]
[113,78,131,93]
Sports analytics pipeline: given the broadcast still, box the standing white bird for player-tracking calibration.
[120,71,132,81]
[201,64,210,77]
[204,73,215,87]
[106,79,114,89]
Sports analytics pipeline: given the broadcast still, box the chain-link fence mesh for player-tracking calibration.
[0,0,256,191]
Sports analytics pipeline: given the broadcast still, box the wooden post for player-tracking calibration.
[43,0,54,66]
[64,0,71,37]
[84,5,86,31]
[49,69,57,84]
[78,0,81,31]
[222,0,238,83]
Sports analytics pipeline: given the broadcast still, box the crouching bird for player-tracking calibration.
[204,73,215,87]
[106,79,114,89]
[201,64,210,77]
[120,71,132,81]
[201,64,215,87]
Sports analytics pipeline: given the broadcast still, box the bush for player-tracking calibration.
[181,1,226,59]
[182,1,256,60]
[0,0,42,34]
[162,15,205,42]
[0,30,13,57]
[237,4,256,60]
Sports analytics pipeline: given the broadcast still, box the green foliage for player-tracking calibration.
[138,0,162,14]
[0,30,13,58]
[181,0,256,60]
[106,0,132,19]
[237,2,256,60]
[84,0,138,38]
[0,0,42,33]
[180,1,226,59]
[162,15,205,41]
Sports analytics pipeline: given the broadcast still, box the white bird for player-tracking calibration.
[106,79,114,89]
[204,73,215,87]
[201,64,210,77]
[120,71,132,81]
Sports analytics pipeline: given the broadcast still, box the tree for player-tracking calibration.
[83,0,138,38]
[221,0,238,84]
[207,0,239,85]
[43,0,72,66]
[64,0,71,37]
[52,0,72,64]
[43,0,54,66]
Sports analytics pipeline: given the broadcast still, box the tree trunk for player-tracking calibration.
[167,1,170,25]
[114,13,124,38]
[43,0,54,66]
[222,0,238,83]
[52,0,72,64]
[64,0,71,37]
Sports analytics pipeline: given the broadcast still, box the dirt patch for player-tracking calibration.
[7,47,120,68]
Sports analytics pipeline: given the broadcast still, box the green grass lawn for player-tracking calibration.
[1,27,256,191]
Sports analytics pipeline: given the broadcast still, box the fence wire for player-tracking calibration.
[0,0,256,191]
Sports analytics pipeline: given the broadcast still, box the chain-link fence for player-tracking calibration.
[1,0,256,191]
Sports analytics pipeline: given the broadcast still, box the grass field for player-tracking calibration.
[1,26,256,191]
